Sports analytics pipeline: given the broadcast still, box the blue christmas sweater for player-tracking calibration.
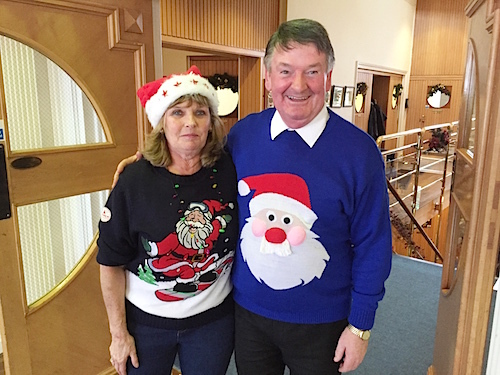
[227,108,392,330]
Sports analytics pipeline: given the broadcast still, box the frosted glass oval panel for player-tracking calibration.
[0,35,106,151]
[18,191,108,305]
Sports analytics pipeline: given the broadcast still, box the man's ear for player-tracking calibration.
[264,68,272,91]
[325,70,332,91]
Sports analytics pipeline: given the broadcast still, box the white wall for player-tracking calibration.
[287,0,416,122]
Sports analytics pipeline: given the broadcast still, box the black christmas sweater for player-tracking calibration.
[97,153,238,330]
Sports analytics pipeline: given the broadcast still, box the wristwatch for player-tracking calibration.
[347,323,371,340]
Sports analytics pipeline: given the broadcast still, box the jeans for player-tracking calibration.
[127,313,234,375]
[234,304,346,375]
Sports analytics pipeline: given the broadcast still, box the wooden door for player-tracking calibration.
[353,70,373,132]
[0,1,155,374]
[430,1,500,374]
[385,75,403,150]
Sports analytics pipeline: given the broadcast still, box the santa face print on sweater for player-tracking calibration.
[139,199,234,302]
[238,173,330,290]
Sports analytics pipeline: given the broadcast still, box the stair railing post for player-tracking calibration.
[434,123,453,262]
[410,130,423,256]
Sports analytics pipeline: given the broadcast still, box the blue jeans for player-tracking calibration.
[127,313,234,375]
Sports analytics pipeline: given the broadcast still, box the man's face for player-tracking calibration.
[186,209,206,225]
[265,42,332,129]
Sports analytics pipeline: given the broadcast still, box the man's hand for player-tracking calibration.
[109,331,139,375]
[333,327,369,372]
[112,151,143,189]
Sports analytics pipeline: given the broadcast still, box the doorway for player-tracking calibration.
[354,65,405,151]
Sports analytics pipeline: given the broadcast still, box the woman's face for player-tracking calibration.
[163,100,211,160]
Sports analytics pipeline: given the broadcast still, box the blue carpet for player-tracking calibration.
[176,254,442,374]
[352,254,441,375]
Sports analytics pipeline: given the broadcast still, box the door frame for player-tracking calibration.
[354,62,408,135]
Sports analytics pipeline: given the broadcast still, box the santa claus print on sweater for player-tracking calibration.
[238,173,329,290]
[141,199,234,302]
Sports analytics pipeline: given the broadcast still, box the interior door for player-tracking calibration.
[430,1,500,373]
[385,75,403,141]
[0,1,155,374]
[430,38,478,375]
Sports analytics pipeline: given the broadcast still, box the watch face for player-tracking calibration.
[361,330,371,340]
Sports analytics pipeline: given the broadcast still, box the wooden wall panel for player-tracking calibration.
[407,0,468,136]
[162,0,280,52]
[392,206,449,263]
[413,206,449,262]
[411,0,469,77]
[189,56,238,77]
[160,0,276,124]
[239,56,263,121]
[406,76,463,131]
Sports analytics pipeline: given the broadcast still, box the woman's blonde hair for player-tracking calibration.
[142,94,226,168]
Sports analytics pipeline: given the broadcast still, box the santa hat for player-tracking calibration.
[186,199,229,220]
[137,65,219,127]
[238,174,318,229]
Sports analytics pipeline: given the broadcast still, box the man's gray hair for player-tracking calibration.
[264,18,335,72]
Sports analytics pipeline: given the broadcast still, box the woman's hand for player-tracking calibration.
[112,151,143,188]
[109,330,139,375]
[100,265,139,374]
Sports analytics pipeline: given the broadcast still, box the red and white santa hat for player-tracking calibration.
[137,65,219,127]
[238,173,318,229]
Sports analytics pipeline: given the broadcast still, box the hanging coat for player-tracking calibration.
[368,101,387,141]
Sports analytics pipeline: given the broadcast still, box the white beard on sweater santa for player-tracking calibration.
[238,173,330,290]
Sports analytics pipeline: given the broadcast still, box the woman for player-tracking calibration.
[97,66,238,375]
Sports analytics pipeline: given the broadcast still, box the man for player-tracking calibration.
[114,18,391,374]
[227,19,391,374]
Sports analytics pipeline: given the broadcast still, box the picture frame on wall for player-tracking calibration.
[330,85,344,108]
[343,86,355,107]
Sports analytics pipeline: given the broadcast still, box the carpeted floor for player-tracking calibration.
[175,254,442,375]
[351,254,441,375]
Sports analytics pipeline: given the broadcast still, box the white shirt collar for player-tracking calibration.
[270,106,329,148]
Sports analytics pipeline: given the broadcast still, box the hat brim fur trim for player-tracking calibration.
[248,193,317,229]
[145,72,219,127]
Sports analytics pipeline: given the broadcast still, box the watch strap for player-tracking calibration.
[347,323,371,340]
